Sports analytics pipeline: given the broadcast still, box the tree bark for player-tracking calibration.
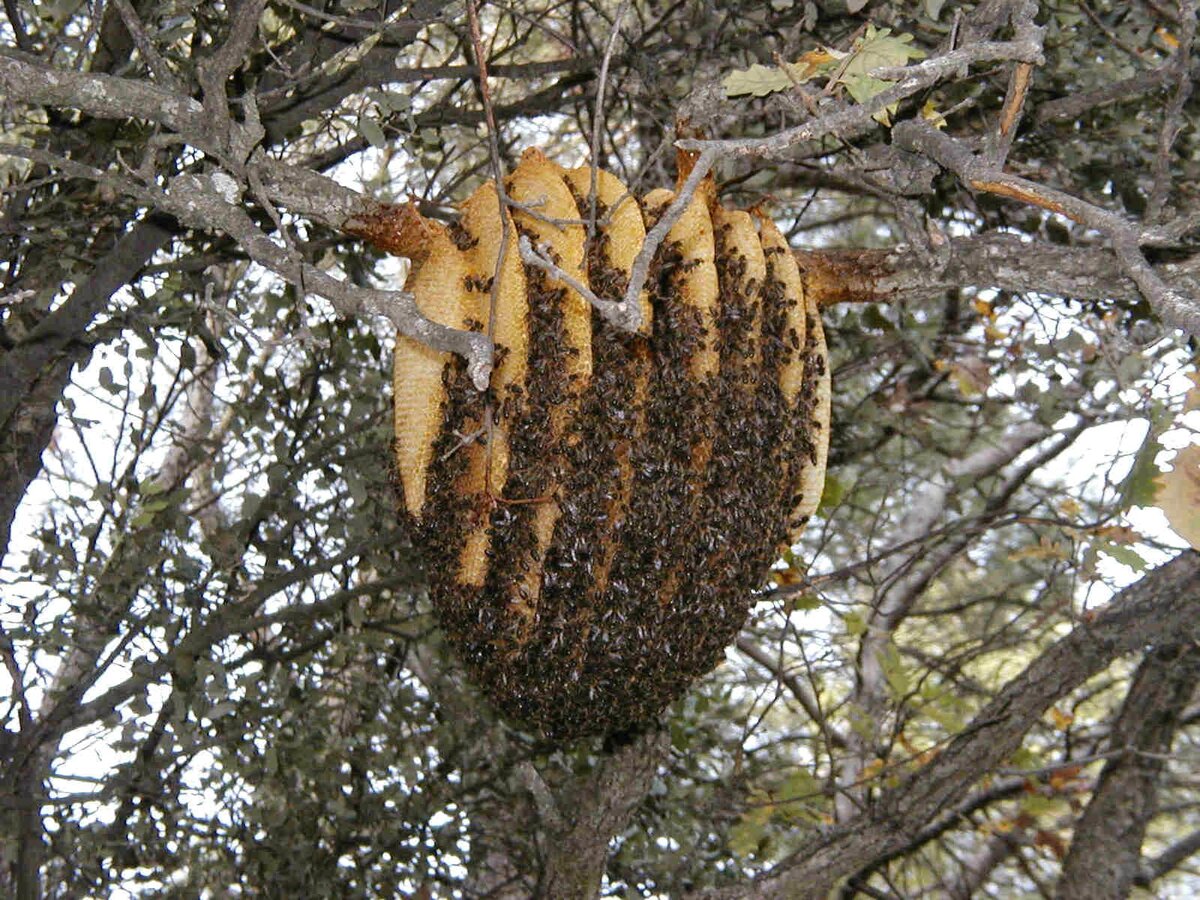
[795,234,1200,312]
[538,728,669,899]
[1055,643,1200,899]
[690,551,1200,900]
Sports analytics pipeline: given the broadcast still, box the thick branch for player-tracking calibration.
[1136,829,1200,888]
[0,215,177,566]
[691,551,1200,900]
[540,728,669,899]
[794,234,1200,310]
[1056,643,1200,899]
[892,118,1200,336]
[0,47,204,134]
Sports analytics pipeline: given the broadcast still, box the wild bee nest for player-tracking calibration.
[347,148,830,741]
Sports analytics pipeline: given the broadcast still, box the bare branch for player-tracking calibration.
[837,420,1058,820]
[1136,829,1200,888]
[676,38,1044,161]
[517,234,639,330]
[162,173,493,388]
[0,47,205,134]
[3,0,35,53]
[1146,0,1197,221]
[619,148,717,321]
[586,0,632,237]
[201,0,267,92]
[0,139,495,387]
[736,637,848,749]
[892,117,1200,337]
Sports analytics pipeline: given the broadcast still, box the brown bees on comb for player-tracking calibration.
[346,148,831,741]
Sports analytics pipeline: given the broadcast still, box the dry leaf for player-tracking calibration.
[1155,443,1200,550]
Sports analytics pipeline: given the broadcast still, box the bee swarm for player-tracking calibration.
[347,148,831,741]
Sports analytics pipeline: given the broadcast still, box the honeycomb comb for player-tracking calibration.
[350,154,831,740]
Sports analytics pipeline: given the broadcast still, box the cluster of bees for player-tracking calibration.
[347,149,830,740]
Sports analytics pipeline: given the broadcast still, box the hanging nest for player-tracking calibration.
[345,148,831,741]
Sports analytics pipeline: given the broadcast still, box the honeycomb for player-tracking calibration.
[345,148,831,740]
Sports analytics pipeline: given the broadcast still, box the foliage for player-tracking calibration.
[1,1,1199,898]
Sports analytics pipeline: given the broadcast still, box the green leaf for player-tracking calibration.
[843,26,926,78]
[777,769,819,805]
[356,115,387,149]
[844,610,867,636]
[140,478,169,496]
[128,695,152,716]
[818,474,846,512]
[1120,429,1164,508]
[880,643,911,697]
[722,50,839,98]
[841,73,898,124]
[728,819,765,858]
[1094,540,1147,572]
[730,790,774,857]
[130,510,157,528]
[834,26,925,124]
[1019,791,1059,817]
[791,593,822,611]
[723,63,798,98]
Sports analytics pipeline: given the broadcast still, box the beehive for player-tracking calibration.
[346,149,831,740]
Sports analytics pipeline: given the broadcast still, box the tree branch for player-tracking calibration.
[892,118,1200,336]
[1135,828,1200,888]
[0,47,205,134]
[794,233,1200,310]
[691,551,1200,900]
[1056,643,1200,899]
[540,728,670,899]
[736,637,849,749]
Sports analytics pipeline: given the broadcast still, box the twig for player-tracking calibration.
[675,38,1044,161]
[197,0,268,164]
[0,288,35,306]
[618,148,717,319]
[1146,0,1197,222]
[518,234,638,330]
[164,172,494,388]
[465,0,509,463]
[0,627,31,729]
[991,61,1033,164]
[773,49,820,116]
[202,0,266,90]
[735,637,848,749]
[1036,59,1200,123]
[110,0,182,91]
[587,0,632,239]
[3,0,34,52]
